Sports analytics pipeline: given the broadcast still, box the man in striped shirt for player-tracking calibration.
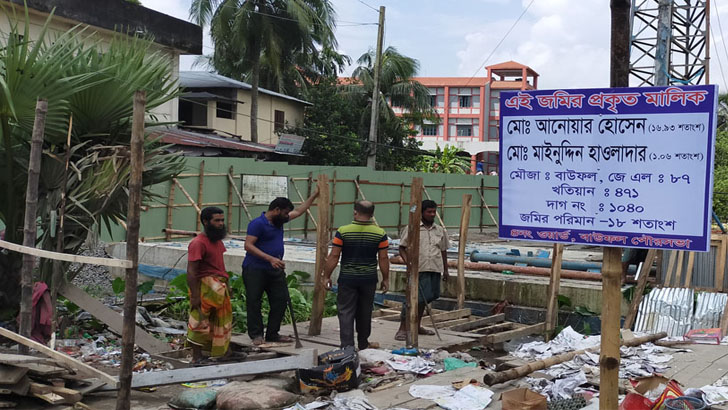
[324,201,390,349]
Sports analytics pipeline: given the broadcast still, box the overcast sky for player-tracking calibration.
[142,0,728,92]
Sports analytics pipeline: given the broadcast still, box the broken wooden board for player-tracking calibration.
[30,383,81,404]
[485,322,546,345]
[448,314,505,332]
[60,283,170,354]
[0,376,29,396]
[15,363,67,377]
[0,327,117,387]
[376,309,472,323]
[0,354,50,366]
[99,349,318,390]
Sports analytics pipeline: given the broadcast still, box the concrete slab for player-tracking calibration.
[107,240,617,314]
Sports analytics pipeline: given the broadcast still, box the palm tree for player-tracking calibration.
[416,145,471,174]
[189,0,338,143]
[343,46,437,131]
[0,11,184,309]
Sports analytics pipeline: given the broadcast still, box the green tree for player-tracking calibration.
[189,0,339,142]
[0,11,183,311]
[411,145,471,174]
[714,94,728,222]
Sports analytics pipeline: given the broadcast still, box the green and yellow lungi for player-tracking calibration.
[186,275,232,357]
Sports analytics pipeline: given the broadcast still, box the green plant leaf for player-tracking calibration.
[574,305,596,316]
[112,277,125,295]
[137,280,155,295]
[557,294,572,308]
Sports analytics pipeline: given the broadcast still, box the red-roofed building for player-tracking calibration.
[394,61,539,173]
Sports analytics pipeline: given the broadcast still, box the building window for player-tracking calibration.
[216,101,234,119]
[459,95,471,108]
[422,124,438,136]
[274,110,285,131]
[428,95,437,107]
[456,125,472,136]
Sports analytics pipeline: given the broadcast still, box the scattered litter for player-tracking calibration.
[386,356,435,375]
[502,387,547,410]
[408,384,456,400]
[444,357,477,371]
[684,328,721,345]
[699,385,728,405]
[283,401,329,410]
[435,384,494,410]
[181,379,228,388]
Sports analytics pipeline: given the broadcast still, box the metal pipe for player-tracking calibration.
[470,250,640,274]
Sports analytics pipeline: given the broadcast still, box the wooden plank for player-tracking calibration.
[406,178,423,348]
[472,322,516,335]
[457,194,472,309]
[601,247,622,410]
[226,166,233,234]
[0,240,132,269]
[119,349,318,389]
[716,236,728,291]
[0,327,117,387]
[545,243,564,338]
[165,180,176,240]
[674,251,685,287]
[17,363,66,377]
[0,354,51,365]
[309,174,330,336]
[60,283,169,354]
[437,318,472,329]
[397,183,405,234]
[0,375,29,395]
[624,249,657,330]
[376,309,471,323]
[0,366,27,385]
[485,322,545,345]
[30,383,81,404]
[684,252,696,288]
[664,250,678,286]
[449,314,505,332]
[330,171,336,240]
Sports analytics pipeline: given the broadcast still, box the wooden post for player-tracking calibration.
[457,194,472,309]
[545,243,564,339]
[304,172,313,240]
[19,99,47,352]
[715,236,727,291]
[116,91,145,410]
[397,183,405,234]
[227,166,233,234]
[600,247,623,410]
[165,181,176,241]
[664,251,677,286]
[477,185,498,228]
[227,174,252,221]
[479,179,485,233]
[406,178,423,348]
[673,251,685,287]
[309,175,330,336]
[624,249,657,330]
[195,161,205,231]
[330,171,337,240]
[440,183,446,227]
[684,252,696,288]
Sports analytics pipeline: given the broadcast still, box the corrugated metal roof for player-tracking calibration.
[179,71,312,106]
[152,128,274,153]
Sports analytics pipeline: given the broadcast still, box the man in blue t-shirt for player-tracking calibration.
[243,192,318,345]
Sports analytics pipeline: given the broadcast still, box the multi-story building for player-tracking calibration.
[402,61,539,173]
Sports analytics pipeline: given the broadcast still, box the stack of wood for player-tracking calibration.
[0,328,117,408]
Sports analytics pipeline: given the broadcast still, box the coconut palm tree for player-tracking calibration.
[343,46,437,131]
[189,0,339,143]
[0,10,184,310]
[416,145,471,174]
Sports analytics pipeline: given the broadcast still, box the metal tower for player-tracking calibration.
[630,0,708,86]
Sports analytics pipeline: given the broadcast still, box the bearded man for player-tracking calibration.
[187,207,233,363]
[243,193,317,345]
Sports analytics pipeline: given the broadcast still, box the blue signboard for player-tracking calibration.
[498,85,717,251]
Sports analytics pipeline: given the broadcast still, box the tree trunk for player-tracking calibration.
[249,36,261,144]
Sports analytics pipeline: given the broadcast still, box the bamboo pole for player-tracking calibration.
[406,178,423,348]
[477,185,498,228]
[19,99,47,352]
[290,176,317,229]
[600,247,622,410]
[354,178,378,225]
[482,331,666,385]
[440,183,446,228]
[545,243,564,339]
[624,249,657,330]
[479,179,485,233]
[165,181,176,241]
[305,172,313,239]
[117,91,145,410]
[195,161,205,231]
[423,188,446,231]
[684,252,696,288]
[329,171,337,240]
[227,166,233,234]
[397,183,405,235]
[227,173,252,220]
[674,251,685,287]
[457,194,472,309]
[309,175,330,336]
[174,178,201,214]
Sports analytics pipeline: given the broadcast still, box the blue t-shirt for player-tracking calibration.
[243,212,285,270]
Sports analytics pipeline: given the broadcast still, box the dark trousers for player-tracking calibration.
[242,267,288,341]
[337,281,377,349]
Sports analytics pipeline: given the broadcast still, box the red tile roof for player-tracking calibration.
[487,60,539,75]
[412,77,488,87]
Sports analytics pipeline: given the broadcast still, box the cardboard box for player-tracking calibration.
[502,388,547,410]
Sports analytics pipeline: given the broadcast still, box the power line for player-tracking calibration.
[711,24,728,90]
[714,0,728,72]
[357,0,380,13]
[178,96,428,155]
[464,0,535,86]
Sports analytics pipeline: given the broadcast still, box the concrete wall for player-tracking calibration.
[0,3,181,122]
[103,157,499,242]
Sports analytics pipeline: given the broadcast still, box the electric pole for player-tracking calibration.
[654,0,672,86]
[366,6,385,169]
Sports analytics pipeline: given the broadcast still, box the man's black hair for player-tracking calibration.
[200,206,224,224]
[422,200,437,211]
[354,200,375,216]
[268,197,294,211]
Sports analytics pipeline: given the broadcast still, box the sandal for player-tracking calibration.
[252,337,264,346]
[267,335,294,344]
[418,327,436,336]
[394,331,407,341]
[191,358,215,367]
[213,351,248,362]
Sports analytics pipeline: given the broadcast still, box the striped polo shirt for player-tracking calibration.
[332,220,389,284]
